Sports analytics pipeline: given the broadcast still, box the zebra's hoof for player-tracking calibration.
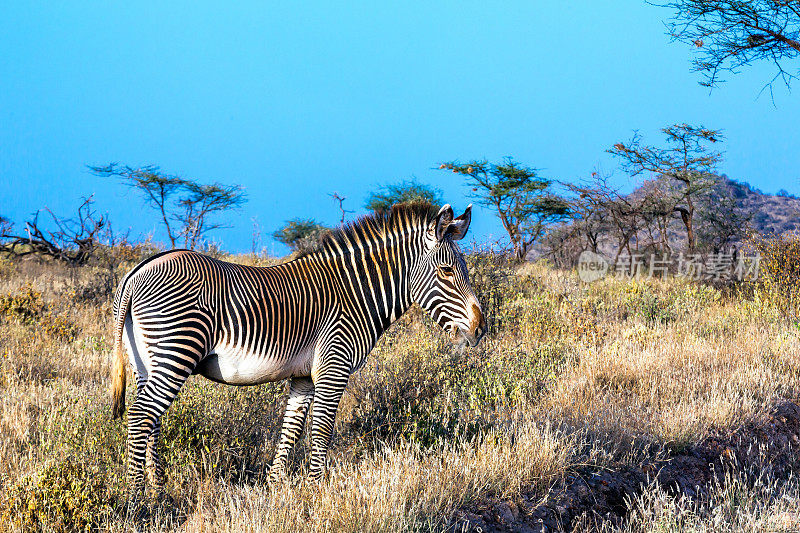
[307,472,325,484]
[125,497,148,522]
[268,469,288,486]
[147,472,167,490]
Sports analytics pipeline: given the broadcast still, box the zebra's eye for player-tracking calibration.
[438,265,455,276]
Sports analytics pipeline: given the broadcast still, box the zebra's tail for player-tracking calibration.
[111,274,133,420]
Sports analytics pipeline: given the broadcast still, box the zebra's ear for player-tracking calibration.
[447,204,471,241]
[432,204,454,241]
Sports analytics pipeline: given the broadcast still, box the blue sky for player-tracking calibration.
[1,1,797,254]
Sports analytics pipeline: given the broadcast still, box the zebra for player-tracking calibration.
[111,202,486,501]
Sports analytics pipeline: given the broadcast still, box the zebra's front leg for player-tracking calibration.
[269,376,314,482]
[308,368,350,481]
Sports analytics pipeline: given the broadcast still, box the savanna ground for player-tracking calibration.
[0,245,799,532]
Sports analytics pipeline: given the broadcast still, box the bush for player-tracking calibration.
[466,252,534,334]
[159,381,285,480]
[273,219,328,254]
[752,233,800,324]
[40,312,79,342]
[0,283,46,323]
[0,284,79,341]
[345,330,487,447]
[41,400,125,463]
[628,286,676,325]
[343,317,572,449]
[1,457,116,532]
[615,280,721,326]
[68,279,113,305]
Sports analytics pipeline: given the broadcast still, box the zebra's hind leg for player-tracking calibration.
[146,418,166,497]
[132,375,167,497]
[270,376,314,483]
[126,375,185,507]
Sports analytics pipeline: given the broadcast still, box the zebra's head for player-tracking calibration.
[410,204,487,347]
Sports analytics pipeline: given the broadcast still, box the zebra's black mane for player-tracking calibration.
[297,202,439,259]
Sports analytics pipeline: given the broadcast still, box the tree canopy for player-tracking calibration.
[364,180,443,212]
[90,163,246,249]
[440,158,569,260]
[272,218,328,253]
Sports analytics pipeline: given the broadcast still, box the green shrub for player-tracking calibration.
[344,321,572,449]
[753,233,800,324]
[42,399,126,464]
[160,381,285,479]
[621,283,677,325]
[466,252,534,334]
[345,331,485,447]
[0,283,79,341]
[1,457,116,532]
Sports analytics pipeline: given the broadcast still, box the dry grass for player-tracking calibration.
[600,464,800,533]
[0,253,798,531]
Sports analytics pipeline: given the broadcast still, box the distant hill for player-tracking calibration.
[710,176,800,235]
[623,174,800,237]
[537,175,799,264]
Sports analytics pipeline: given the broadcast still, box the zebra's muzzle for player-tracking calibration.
[448,325,481,348]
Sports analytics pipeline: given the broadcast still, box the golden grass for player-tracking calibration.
[0,254,798,531]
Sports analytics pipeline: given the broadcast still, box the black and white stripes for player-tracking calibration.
[111,202,485,500]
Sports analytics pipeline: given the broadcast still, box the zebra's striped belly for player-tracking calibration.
[196,343,314,385]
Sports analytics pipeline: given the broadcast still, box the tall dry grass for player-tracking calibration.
[0,251,797,531]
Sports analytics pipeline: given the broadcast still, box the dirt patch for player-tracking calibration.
[455,400,800,532]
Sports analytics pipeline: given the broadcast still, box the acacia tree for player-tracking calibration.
[608,124,722,254]
[440,158,569,260]
[696,178,753,252]
[565,175,672,263]
[364,180,443,212]
[272,218,328,253]
[90,163,246,249]
[661,0,800,89]
[175,182,247,249]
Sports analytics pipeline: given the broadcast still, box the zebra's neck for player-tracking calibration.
[300,220,426,342]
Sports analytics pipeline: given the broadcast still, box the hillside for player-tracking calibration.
[717,176,800,235]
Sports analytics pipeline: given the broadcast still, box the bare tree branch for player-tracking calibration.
[329,192,353,226]
[658,0,800,90]
[0,196,105,265]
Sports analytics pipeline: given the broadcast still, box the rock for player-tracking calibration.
[456,399,800,533]
[494,502,515,524]
[454,511,488,532]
